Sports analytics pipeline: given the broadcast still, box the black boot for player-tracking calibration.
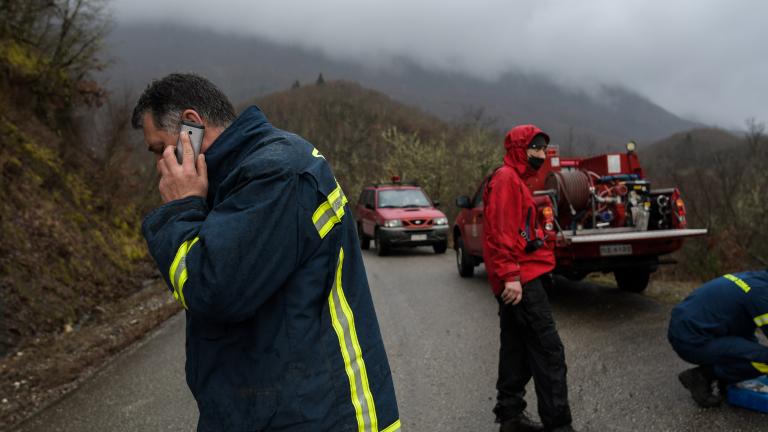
[678,366,723,408]
[499,412,544,432]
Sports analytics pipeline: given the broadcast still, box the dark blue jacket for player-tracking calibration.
[669,271,768,346]
[142,107,400,432]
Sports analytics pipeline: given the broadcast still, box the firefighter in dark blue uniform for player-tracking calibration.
[133,74,400,431]
[668,270,768,407]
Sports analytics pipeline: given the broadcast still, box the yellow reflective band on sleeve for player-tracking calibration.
[752,362,768,373]
[328,248,378,432]
[312,148,325,159]
[381,419,401,432]
[312,183,349,238]
[168,237,199,309]
[754,313,768,327]
[724,274,751,293]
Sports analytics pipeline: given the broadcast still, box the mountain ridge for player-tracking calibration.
[104,22,699,150]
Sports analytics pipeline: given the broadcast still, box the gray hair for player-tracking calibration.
[131,73,236,132]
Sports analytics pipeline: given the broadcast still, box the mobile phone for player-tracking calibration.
[176,121,205,164]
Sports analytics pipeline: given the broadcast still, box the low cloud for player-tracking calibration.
[112,0,768,128]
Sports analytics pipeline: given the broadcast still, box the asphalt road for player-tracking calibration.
[13,249,768,431]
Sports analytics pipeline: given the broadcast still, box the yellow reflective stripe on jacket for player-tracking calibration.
[313,183,348,238]
[754,313,768,327]
[752,362,768,373]
[328,247,378,432]
[312,148,325,159]
[381,419,401,432]
[724,274,751,293]
[168,237,200,309]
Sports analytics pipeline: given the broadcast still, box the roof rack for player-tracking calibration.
[370,176,420,187]
[370,181,421,187]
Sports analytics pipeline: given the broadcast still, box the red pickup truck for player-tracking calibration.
[453,143,707,292]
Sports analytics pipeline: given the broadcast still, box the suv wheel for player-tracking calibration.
[615,269,651,293]
[433,241,447,254]
[358,223,370,250]
[375,229,389,256]
[456,235,474,277]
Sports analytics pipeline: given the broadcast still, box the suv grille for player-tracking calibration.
[403,219,433,227]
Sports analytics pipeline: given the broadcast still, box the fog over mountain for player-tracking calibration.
[109,0,768,130]
[104,23,698,150]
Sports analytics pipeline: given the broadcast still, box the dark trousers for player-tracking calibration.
[669,333,768,383]
[494,275,572,428]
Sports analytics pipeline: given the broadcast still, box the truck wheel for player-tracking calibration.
[615,269,651,293]
[358,223,370,250]
[456,236,474,277]
[563,271,588,282]
[433,241,448,254]
[375,230,389,256]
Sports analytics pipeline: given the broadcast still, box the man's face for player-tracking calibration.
[142,113,177,161]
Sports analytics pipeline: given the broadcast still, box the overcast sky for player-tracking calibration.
[112,0,767,129]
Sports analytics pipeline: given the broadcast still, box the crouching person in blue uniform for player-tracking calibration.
[131,73,400,432]
[668,270,768,408]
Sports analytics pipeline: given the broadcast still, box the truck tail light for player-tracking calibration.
[541,206,555,231]
[675,198,686,213]
[672,193,687,227]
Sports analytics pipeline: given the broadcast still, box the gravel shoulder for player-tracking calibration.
[0,277,179,431]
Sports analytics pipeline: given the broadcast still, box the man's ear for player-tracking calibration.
[181,109,204,125]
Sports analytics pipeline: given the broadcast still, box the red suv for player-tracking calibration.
[356,179,449,256]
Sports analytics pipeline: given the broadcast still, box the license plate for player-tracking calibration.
[411,234,428,241]
[600,244,633,257]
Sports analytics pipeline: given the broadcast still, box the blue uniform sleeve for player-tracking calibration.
[142,167,299,323]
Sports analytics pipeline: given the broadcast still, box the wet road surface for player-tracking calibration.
[13,249,768,431]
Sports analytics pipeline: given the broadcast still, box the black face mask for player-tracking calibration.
[528,155,545,171]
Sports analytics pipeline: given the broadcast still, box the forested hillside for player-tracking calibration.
[0,3,177,426]
[253,80,504,222]
[643,125,767,278]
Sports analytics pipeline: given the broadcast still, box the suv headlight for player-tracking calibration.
[433,217,448,225]
[384,219,402,228]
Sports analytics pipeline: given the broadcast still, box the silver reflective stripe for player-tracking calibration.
[328,248,377,431]
[168,237,199,309]
[312,183,349,238]
[173,258,187,291]
[331,190,346,213]
[314,206,335,233]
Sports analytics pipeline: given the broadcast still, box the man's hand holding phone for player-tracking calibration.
[157,130,208,203]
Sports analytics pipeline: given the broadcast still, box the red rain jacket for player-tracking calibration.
[483,125,556,296]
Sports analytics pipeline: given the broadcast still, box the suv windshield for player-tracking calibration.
[378,189,431,208]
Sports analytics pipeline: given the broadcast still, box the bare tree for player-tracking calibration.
[745,117,765,157]
[1,0,111,106]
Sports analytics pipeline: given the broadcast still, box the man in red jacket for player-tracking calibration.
[483,125,575,432]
